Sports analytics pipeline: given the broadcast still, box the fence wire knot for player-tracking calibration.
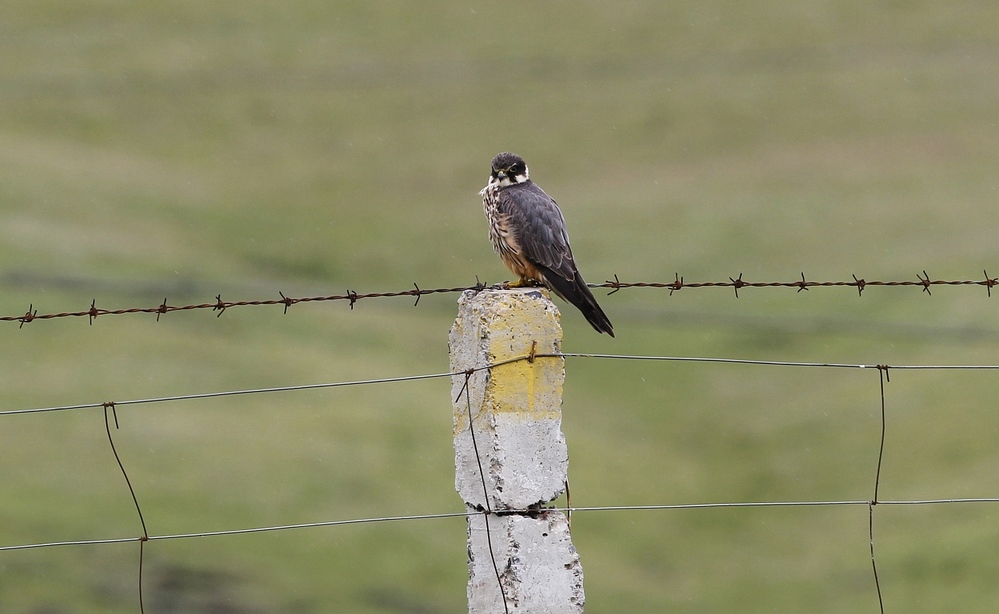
[102,401,119,428]
[853,274,866,296]
[917,270,932,295]
[730,273,745,298]
[606,274,623,295]
[213,295,227,317]
[278,292,295,314]
[155,298,169,322]
[18,304,36,328]
[984,270,996,297]
[669,273,684,295]
[796,272,809,293]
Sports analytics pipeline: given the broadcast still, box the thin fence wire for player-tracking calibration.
[0,371,459,417]
[456,370,511,614]
[3,290,999,609]
[5,498,999,554]
[1,270,996,327]
[6,353,999,418]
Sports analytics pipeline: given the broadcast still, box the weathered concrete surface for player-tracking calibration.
[467,510,584,613]
[450,288,583,613]
[450,288,567,510]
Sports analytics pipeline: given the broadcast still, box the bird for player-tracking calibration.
[480,152,614,337]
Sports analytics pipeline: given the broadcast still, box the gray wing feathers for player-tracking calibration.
[498,183,577,280]
[498,181,615,337]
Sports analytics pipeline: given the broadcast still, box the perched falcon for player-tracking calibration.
[480,152,614,337]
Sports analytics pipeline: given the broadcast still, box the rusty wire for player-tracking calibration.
[599,270,998,297]
[1,283,478,327]
[1,270,996,327]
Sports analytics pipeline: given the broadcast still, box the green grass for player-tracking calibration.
[2,1,999,612]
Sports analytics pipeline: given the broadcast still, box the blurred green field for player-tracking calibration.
[2,1,999,612]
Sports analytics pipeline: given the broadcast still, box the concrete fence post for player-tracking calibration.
[449,288,585,613]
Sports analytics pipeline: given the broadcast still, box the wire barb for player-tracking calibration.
[213,295,227,317]
[278,291,294,314]
[984,270,996,297]
[18,304,36,328]
[853,274,866,297]
[796,272,809,293]
[669,273,684,295]
[917,270,932,295]
[730,273,745,298]
[155,298,169,322]
[606,273,623,295]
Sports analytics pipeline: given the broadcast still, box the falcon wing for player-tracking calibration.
[496,180,615,337]
[497,181,578,283]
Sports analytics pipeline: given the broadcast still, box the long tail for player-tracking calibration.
[538,266,615,337]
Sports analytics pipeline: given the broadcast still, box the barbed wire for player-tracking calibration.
[600,270,998,297]
[1,269,995,327]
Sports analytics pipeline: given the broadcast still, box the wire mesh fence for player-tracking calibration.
[2,279,998,612]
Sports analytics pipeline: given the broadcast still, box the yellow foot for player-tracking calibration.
[506,278,543,288]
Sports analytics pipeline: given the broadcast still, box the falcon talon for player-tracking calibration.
[509,278,544,289]
[480,152,615,337]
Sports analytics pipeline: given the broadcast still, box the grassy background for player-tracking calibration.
[2,1,999,612]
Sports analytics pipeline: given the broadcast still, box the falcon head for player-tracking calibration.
[488,152,530,188]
